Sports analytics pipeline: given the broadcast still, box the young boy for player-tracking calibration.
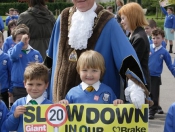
[8,24,43,102]
[0,31,12,108]
[2,63,52,132]
[59,50,123,105]
[145,19,166,48]
[148,28,175,119]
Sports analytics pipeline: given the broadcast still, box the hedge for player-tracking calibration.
[0,1,119,16]
[0,2,74,16]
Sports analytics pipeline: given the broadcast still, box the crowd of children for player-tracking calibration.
[0,8,46,130]
[144,19,175,120]
[5,8,19,37]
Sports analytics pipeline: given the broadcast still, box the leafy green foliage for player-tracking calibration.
[0,2,73,16]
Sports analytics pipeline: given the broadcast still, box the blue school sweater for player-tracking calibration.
[160,6,175,29]
[0,50,12,93]
[149,45,175,77]
[0,16,4,32]
[161,41,166,48]
[164,102,175,132]
[0,100,9,132]
[5,15,18,26]
[3,36,15,53]
[3,97,52,132]
[8,42,43,92]
[66,83,117,104]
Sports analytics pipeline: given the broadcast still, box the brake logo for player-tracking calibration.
[25,124,47,132]
[113,126,146,132]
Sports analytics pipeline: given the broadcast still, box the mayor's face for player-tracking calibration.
[72,0,94,12]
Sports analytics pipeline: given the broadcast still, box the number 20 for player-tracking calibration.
[49,109,63,121]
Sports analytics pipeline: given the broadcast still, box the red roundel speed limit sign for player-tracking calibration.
[45,104,67,127]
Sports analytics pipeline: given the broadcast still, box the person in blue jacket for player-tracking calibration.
[8,24,43,102]
[0,16,4,33]
[159,2,175,53]
[59,50,123,105]
[44,0,153,109]
[0,31,12,108]
[164,102,175,132]
[3,19,17,53]
[0,99,9,132]
[3,63,52,132]
[149,28,175,119]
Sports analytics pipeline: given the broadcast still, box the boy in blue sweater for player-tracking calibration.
[2,63,52,132]
[0,31,12,108]
[149,28,175,119]
[8,24,43,102]
[59,50,123,105]
[164,102,175,132]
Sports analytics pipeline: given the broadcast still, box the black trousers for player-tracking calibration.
[150,76,161,111]
[13,87,27,102]
[1,91,9,108]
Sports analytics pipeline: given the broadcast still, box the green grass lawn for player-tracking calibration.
[2,16,6,20]
[146,15,164,29]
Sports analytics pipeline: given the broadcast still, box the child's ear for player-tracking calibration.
[23,81,26,88]
[45,82,49,89]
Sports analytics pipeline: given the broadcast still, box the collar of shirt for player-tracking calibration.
[81,81,101,91]
[153,44,162,52]
[22,45,33,54]
[0,49,3,55]
[147,35,152,39]
[26,94,45,105]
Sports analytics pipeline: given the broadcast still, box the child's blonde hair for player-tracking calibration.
[24,63,49,83]
[11,24,29,41]
[76,50,105,77]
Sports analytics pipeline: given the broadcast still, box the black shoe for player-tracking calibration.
[169,50,173,53]
[149,114,155,119]
[157,106,164,114]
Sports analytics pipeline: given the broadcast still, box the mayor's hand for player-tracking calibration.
[125,79,145,109]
